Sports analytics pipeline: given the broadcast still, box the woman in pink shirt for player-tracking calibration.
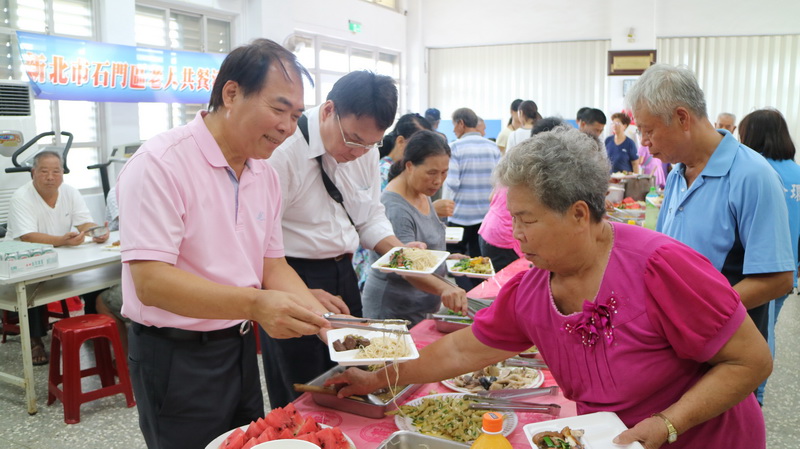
[330,126,770,449]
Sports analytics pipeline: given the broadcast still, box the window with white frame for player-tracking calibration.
[1,0,102,191]
[287,33,401,111]
[360,0,397,11]
[134,3,231,141]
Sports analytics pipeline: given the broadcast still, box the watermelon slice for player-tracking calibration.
[316,427,350,449]
[240,438,259,449]
[295,432,321,445]
[218,428,246,449]
[244,421,261,440]
[283,403,304,431]
[260,426,280,442]
[264,407,293,432]
[295,416,321,436]
[278,427,295,440]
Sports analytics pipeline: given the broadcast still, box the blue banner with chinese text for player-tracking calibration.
[17,31,227,103]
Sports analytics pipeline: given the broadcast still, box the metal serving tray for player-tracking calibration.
[377,431,470,449]
[306,365,422,419]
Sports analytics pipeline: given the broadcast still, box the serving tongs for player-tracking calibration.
[292,383,383,405]
[473,385,560,400]
[323,313,411,335]
[505,357,549,370]
[464,394,561,416]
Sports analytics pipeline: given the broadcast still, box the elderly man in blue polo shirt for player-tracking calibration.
[626,64,793,354]
[444,107,501,263]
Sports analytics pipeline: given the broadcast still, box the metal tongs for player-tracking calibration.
[323,313,411,335]
[474,385,560,399]
[465,394,561,416]
[505,357,549,370]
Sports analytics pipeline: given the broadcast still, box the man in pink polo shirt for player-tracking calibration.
[116,39,331,449]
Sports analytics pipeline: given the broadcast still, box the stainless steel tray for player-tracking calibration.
[306,365,422,419]
[432,318,471,333]
[377,431,469,449]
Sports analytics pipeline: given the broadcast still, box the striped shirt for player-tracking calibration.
[445,132,501,225]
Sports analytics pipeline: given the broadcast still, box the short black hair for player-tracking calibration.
[208,38,311,112]
[582,108,607,125]
[380,113,432,158]
[452,107,478,128]
[388,130,451,182]
[739,109,796,161]
[511,99,523,111]
[328,71,398,130]
[530,116,566,137]
[576,106,591,122]
[424,108,441,122]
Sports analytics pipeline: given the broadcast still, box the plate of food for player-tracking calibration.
[391,393,517,444]
[518,345,540,357]
[327,326,419,367]
[445,226,464,244]
[205,404,355,449]
[446,257,495,278]
[441,362,543,394]
[523,411,644,449]
[372,247,449,277]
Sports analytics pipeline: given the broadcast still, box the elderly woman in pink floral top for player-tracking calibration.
[329,126,771,449]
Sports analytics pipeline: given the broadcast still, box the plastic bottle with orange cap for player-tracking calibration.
[470,412,513,449]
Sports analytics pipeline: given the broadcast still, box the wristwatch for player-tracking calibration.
[653,412,678,443]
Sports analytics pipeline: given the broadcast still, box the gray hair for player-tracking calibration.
[717,112,736,122]
[32,151,63,170]
[494,126,610,222]
[625,64,707,123]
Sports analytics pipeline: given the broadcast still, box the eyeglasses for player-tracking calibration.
[336,114,383,151]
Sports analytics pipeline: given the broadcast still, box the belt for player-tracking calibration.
[286,254,352,263]
[132,321,251,342]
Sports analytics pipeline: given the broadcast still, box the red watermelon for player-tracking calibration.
[316,427,350,449]
[240,438,259,449]
[264,408,293,432]
[244,421,261,440]
[218,428,246,449]
[295,416,321,436]
[295,432,321,445]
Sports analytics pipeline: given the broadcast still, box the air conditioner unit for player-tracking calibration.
[0,80,37,225]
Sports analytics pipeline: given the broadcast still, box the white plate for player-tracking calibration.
[441,366,544,394]
[445,226,464,243]
[394,393,517,443]
[372,247,449,277]
[445,258,495,279]
[206,423,355,449]
[523,411,644,449]
[327,326,419,367]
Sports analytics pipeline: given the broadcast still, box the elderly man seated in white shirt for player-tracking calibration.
[5,150,109,365]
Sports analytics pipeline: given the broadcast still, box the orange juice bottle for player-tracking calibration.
[470,412,513,449]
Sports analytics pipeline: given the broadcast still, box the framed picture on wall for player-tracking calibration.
[623,79,636,96]
[608,50,657,76]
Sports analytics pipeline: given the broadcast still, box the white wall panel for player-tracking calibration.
[428,40,610,123]
[657,35,800,146]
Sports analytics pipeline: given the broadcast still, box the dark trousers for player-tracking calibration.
[748,303,770,343]
[261,256,361,408]
[127,323,263,449]
[478,236,520,273]
[9,305,48,338]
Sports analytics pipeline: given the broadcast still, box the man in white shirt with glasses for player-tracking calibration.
[264,70,465,407]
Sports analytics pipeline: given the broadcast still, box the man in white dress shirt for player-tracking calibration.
[263,71,465,407]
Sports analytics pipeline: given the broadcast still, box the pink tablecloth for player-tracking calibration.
[292,320,577,448]
[467,257,532,300]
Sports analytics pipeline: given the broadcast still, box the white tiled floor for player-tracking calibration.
[0,297,798,448]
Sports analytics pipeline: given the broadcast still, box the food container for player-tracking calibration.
[377,431,469,449]
[433,318,471,334]
[606,184,625,204]
[306,366,422,419]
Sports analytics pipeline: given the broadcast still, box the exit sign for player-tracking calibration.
[348,20,362,33]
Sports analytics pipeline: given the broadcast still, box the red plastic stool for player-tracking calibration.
[47,314,135,424]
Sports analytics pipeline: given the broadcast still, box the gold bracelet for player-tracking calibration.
[652,412,678,444]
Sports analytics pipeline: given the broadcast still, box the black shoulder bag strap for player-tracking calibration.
[297,115,355,227]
